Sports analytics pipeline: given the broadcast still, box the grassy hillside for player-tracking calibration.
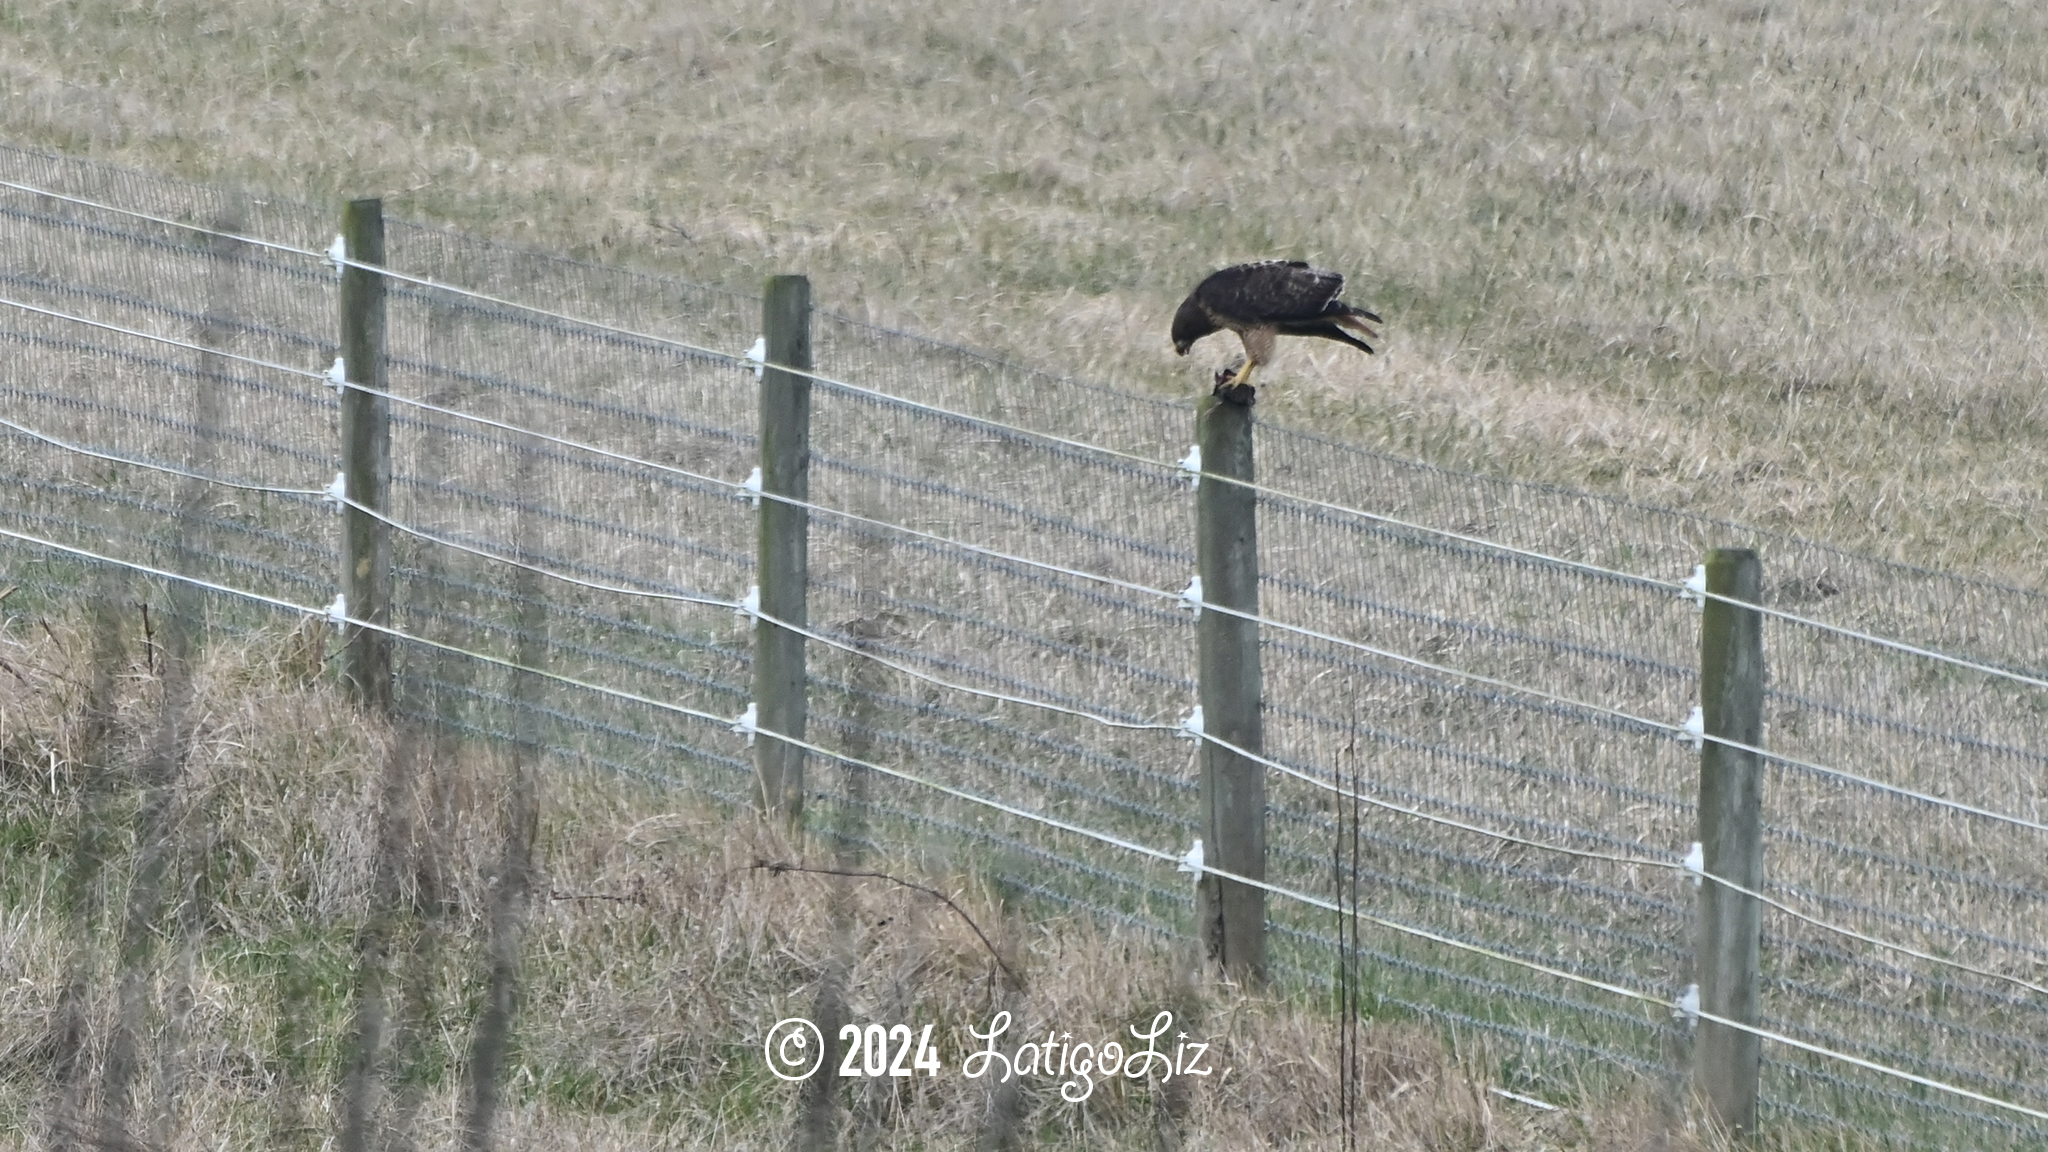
[3,0,2044,580]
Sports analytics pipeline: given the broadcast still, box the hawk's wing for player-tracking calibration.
[1194,260,1346,326]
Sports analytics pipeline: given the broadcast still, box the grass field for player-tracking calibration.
[4,0,2045,579]
[3,0,2045,1148]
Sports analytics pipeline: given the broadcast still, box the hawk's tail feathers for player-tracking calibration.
[1278,320,1375,355]
[1331,309,1381,345]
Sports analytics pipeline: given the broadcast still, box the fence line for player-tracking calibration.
[7,353,2038,837]
[9,316,2043,714]
[4,521,2044,1127]
[9,401,2047,1001]
[1195,599,2048,834]
[0,294,334,386]
[7,413,2045,1007]
[0,413,332,497]
[5,178,2047,694]
[12,396,2045,845]
[1205,730,2048,997]
[10,426,2045,1031]
[0,176,333,262]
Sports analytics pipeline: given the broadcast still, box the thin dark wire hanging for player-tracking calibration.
[1336,717,1364,1152]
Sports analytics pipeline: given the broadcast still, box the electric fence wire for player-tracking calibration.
[2,522,2043,1131]
[0,414,331,497]
[10,274,2047,774]
[56,336,2023,840]
[0,294,333,386]
[6,176,2047,694]
[10,288,2045,835]
[6,407,2044,999]
[1199,730,2048,997]
[342,487,1185,734]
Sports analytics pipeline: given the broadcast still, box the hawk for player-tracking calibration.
[1171,260,1381,394]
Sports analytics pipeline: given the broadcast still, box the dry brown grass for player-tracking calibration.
[3,0,2045,582]
[0,607,1736,1148]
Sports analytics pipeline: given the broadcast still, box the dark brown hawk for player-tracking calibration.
[1171,260,1381,391]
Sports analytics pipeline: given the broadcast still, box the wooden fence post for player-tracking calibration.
[339,198,392,715]
[1695,547,1765,1138]
[1195,393,1265,983]
[754,275,812,821]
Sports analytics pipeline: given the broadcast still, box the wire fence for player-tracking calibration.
[3,144,2045,1147]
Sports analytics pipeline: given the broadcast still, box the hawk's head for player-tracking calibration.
[1171,295,1218,356]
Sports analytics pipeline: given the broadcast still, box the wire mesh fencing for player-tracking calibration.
[3,143,2045,1147]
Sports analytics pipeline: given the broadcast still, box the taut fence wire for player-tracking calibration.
[3,145,2045,1147]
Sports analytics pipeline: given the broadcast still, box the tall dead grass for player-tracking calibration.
[0,605,1735,1148]
[2,0,2044,579]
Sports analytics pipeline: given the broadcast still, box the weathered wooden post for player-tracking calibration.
[1695,547,1765,1138]
[754,275,812,821]
[1195,392,1265,982]
[338,198,392,714]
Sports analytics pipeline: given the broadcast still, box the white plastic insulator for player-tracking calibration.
[730,702,758,747]
[1488,1087,1561,1113]
[1179,704,1204,740]
[736,585,760,621]
[1681,564,1707,610]
[1179,575,1203,611]
[325,357,348,391]
[325,593,347,631]
[1673,983,1700,1024]
[1681,705,1705,750]
[1177,444,1201,483]
[324,471,347,507]
[1177,838,1205,883]
[744,336,767,379]
[326,234,348,271]
[741,466,763,507]
[1683,841,1705,888]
